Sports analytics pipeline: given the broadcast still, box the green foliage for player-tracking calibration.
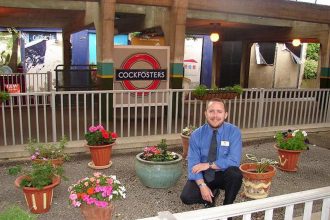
[192,84,208,97]
[141,139,179,162]
[304,59,318,79]
[304,43,320,80]
[245,154,278,173]
[0,28,19,66]
[8,165,22,175]
[192,84,243,97]
[0,205,36,220]
[225,84,244,94]
[275,130,308,151]
[20,162,64,189]
[0,91,10,102]
[26,137,69,161]
[306,43,320,61]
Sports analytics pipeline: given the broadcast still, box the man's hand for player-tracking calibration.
[192,163,209,174]
[200,185,214,203]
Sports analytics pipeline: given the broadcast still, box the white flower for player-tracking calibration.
[302,131,307,137]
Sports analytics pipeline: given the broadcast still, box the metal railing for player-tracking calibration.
[0,72,51,93]
[1,88,329,146]
[138,186,330,220]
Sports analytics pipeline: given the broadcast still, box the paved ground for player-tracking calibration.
[0,131,329,220]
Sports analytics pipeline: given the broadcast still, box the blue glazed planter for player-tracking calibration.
[135,152,183,188]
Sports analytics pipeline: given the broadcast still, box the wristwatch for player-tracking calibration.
[208,161,214,168]
[198,183,207,188]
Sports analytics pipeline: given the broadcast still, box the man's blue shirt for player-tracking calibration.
[187,122,242,180]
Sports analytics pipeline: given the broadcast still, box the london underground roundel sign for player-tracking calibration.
[116,53,167,96]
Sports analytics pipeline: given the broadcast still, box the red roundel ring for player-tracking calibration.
[121,53,161,91]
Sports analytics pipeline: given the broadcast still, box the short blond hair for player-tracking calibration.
[206,98,227,112]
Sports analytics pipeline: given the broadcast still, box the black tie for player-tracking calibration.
[204,129,217,182]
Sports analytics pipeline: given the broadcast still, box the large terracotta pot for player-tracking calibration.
[80,203,114,220]
[135,152,183,188]
[87,143,115,169]
[14,175,61,214]
[180,134,189,159]
[275,145,304,172]
[239,163,276,199]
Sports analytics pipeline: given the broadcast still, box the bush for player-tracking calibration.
[304,59,318,79]
[306,43,320,61]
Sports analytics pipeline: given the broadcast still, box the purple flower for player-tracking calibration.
[31,155,36,160]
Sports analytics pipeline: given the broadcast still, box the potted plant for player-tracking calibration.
[0,90,10,104]
[191,84,243,100]
[85,124,118,169]
[135,139,183,188]
[14,162,64,214]
[180,125,196,159]
[274,129,308,172]
[26,137,69,167]
[68,172,126,220]
[239,154,278,199]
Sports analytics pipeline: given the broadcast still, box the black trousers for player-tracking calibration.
[180,166,242,205]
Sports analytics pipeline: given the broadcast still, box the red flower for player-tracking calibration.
[101,129,110,139]
[87,187,95,195]
[111,132,118,139]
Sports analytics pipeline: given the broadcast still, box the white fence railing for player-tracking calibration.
[139,186,330,220]
[0,88,330,146]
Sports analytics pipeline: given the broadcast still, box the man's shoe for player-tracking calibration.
[203,202,214,208]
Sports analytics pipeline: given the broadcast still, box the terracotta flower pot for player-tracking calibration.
[87,143,114,169]
[180,134,189,159]
[14,175,61,214]
[80,203,114,220]
[239,163,276,199]
[275,145,304,172]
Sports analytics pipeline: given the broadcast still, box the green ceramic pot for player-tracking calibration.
[135,152,183,188]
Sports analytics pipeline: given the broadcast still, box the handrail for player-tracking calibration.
[139,186,330,220]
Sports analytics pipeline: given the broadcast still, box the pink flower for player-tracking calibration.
[90,177,95,182]
[89,126,98,132]
[72,200,81,207]
[84,182,89,187]
[69,193,78,200]
[107,178,113,184]
[93,172,101,177]
[95,200,108,208]
[31,155,36,160]
[96,125,104,131]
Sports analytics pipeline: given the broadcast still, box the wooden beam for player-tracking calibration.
[117,0,171,7]
[188,0,330,24]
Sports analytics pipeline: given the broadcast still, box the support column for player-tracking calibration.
[96,0,116,90]
[169,0,188,89]
[62,30,72,88]
[240,41,252,88]
[320,28,330,88]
